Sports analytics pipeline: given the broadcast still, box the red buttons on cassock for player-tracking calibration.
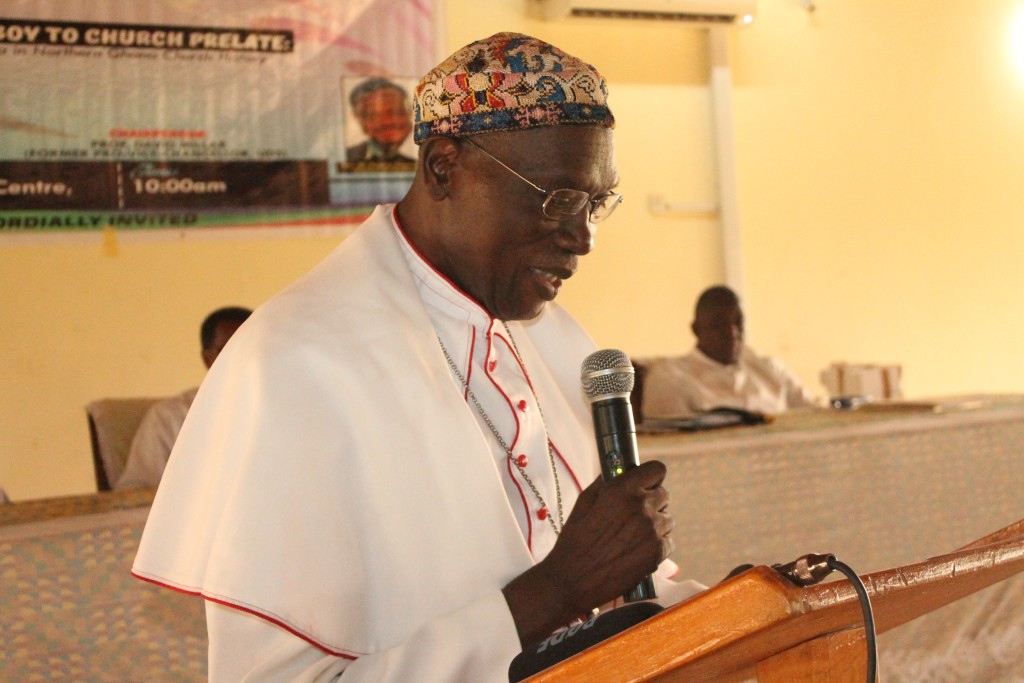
[515,454,529,468]
[517,399,529,412]
[537,508,549,521]
[488,360,497,372]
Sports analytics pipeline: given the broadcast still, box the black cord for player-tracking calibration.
[827,556,878,683]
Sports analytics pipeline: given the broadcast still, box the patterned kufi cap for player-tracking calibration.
[414,32,614,143]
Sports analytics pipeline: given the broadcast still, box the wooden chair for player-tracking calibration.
[85,398,160,491]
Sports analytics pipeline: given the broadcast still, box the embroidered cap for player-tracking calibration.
[413,32,614,143]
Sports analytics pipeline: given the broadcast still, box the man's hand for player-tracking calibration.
[502,460,675,648]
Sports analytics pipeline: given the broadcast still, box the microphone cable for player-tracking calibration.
[773,553,878,683]
[826,555,877,683]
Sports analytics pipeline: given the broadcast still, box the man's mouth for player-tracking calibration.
[529,266,572,300]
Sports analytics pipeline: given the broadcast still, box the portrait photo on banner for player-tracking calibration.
[338,75,418,174]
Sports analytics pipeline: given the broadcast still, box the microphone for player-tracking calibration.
[580,348,657,602]
[507,601,663,682]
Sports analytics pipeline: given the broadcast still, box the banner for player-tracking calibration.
[0,0,440,235]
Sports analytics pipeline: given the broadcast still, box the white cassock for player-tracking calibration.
[134,205,703,682]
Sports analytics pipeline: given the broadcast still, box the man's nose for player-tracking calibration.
[554,211,596,256]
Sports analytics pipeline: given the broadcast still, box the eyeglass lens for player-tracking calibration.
[460,136,622,223]
[542,189,622,223]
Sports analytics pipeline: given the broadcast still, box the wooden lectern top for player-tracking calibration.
[524,524,1024,682]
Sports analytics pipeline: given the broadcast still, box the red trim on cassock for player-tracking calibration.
[390,205,493,322]
[547,440,583,493]
[506,451,534,551]
[486,332,524,451]
[500,331,584,494]
[487,331,534,547]
[130,571,359,660]
[463,325,477,401]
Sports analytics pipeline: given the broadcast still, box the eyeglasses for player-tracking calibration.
[459,136,623,223]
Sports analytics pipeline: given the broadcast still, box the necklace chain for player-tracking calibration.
[438,324,564,534]
[500,324,564,533]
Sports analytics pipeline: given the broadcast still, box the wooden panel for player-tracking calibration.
[758,629,869,683]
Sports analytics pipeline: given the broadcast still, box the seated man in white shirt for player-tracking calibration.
[643,285,819,419]
[114,306,251,489]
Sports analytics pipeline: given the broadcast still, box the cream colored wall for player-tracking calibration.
[0,235,345,500]
[3,0,1023,500]
[731,0,1024,399]
[447,0,1024,394]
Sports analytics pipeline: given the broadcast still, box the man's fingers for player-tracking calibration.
[623,459,667,490]
[569,475,603,517]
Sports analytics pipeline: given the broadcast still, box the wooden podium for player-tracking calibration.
[525,520,1024,682]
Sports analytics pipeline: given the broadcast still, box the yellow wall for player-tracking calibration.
[3,0,1023,500]
[0,234,346,500]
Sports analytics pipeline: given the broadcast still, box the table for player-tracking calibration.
[0,488,207,681]
[4,396,1021,681]
[643,394,1024,585]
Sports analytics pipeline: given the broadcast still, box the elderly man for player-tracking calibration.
[643,285,819,419]
[134,33,701,681]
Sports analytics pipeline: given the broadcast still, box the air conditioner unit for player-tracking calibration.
[536,0,757,24]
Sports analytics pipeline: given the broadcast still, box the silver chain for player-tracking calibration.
[500,323,566,528]
[437,326,564,534]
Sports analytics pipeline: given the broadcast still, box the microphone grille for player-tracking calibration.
[580,349,634,399]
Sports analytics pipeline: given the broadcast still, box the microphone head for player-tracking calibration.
[580,349,634,401]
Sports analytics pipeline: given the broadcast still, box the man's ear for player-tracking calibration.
[420,137,460,200]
